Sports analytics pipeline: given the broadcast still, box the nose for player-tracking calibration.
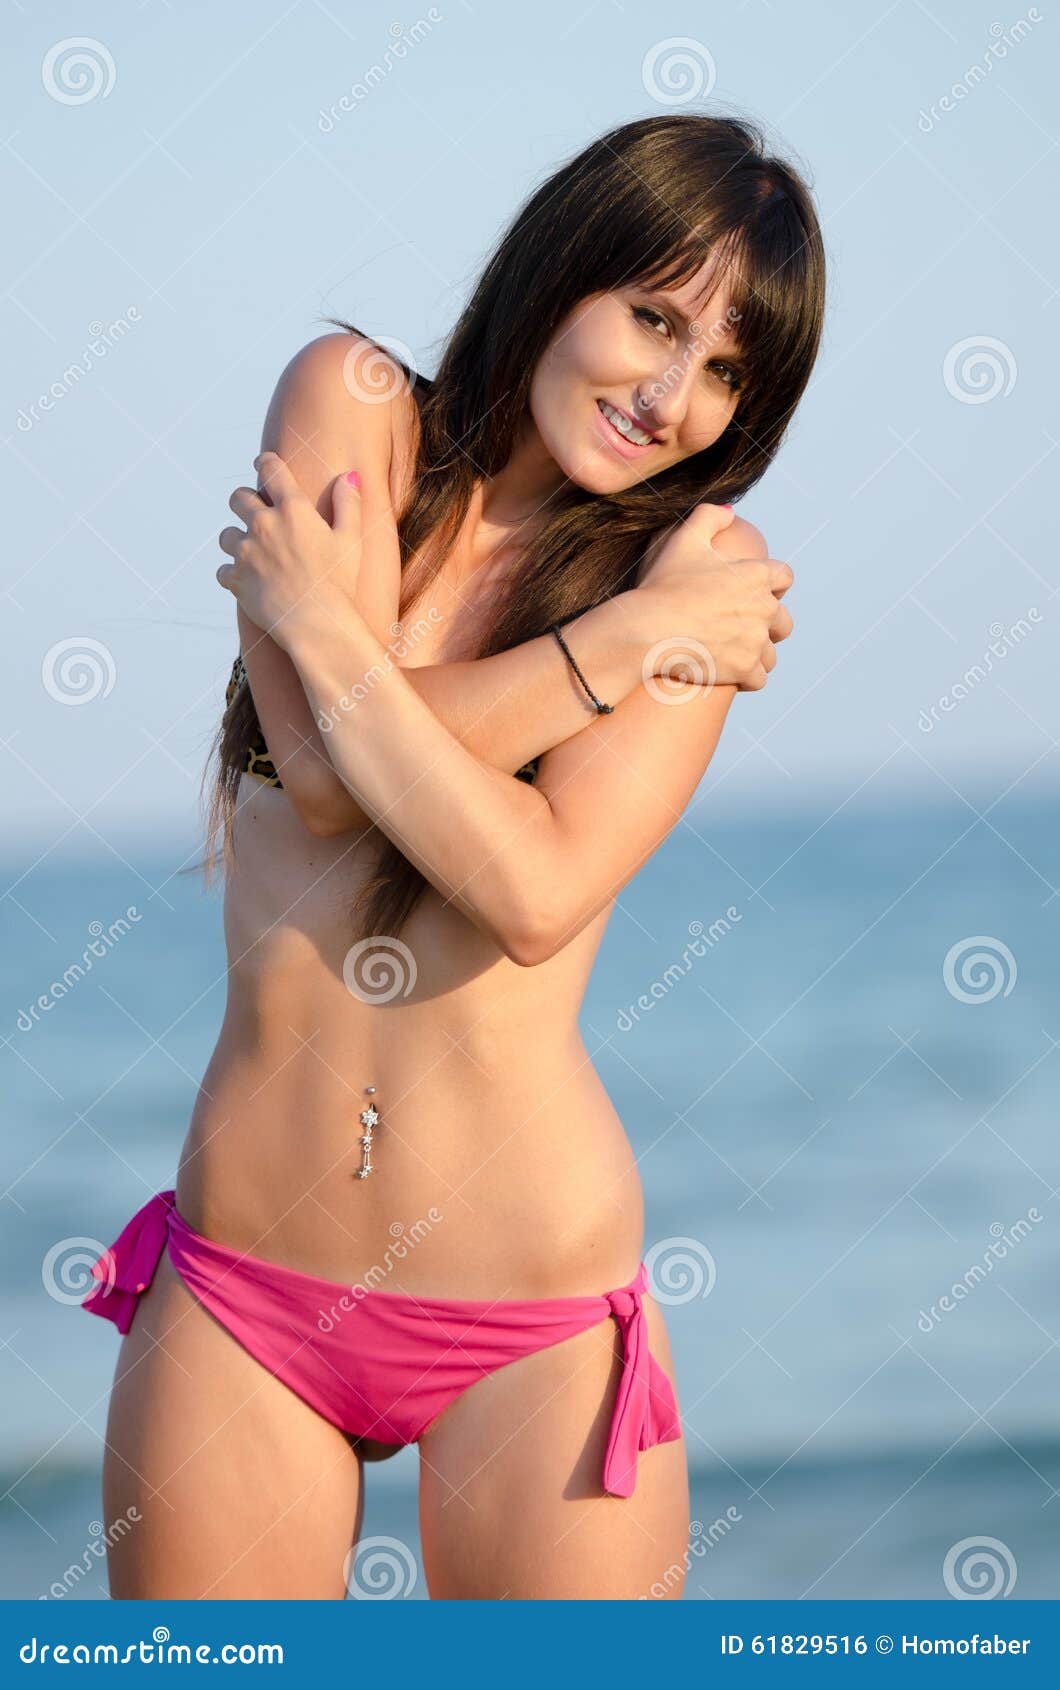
[635,346,705,438]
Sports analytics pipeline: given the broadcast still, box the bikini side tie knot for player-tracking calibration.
[85,1189,175,1334]
[602,1266,681,1498]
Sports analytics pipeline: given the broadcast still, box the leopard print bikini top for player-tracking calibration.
[226,654,540,788]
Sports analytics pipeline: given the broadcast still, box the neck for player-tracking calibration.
[478,417,569,529]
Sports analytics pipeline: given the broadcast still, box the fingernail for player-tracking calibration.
[346,470,361,489]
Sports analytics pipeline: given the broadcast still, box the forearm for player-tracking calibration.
[285,605,558,952]
[298,587,656,831]
[404,589,651,771]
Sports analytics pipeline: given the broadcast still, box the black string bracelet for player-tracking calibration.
[550,622,614,715]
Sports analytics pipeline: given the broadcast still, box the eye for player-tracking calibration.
[708,361,744,394]
[632,304,670,337]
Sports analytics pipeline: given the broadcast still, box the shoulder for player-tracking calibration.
[266,332,400,440]
[264,331,422,502]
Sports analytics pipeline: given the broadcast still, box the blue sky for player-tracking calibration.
[2,0,1055,862]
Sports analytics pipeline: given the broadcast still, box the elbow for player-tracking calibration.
[290,779,360,838]
[301,805,352,838]
[494,897,568,968]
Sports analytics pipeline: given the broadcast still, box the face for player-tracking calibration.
[526,260,748,496]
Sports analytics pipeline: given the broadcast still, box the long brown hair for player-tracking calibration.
[200,113,826,939]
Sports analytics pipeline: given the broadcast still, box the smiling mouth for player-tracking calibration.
[596,399,657,449]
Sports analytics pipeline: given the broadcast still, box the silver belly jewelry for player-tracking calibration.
[355,1084,379,1179]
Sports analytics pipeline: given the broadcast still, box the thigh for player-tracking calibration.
[101,1248,363,1599]
[417,1294,690,1599]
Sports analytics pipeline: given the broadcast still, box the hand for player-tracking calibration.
[216,451,362,650]
[635,504,794,692]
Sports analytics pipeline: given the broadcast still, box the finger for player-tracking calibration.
[769,561,794,596]
[229,486,266,524]
[253,450,300,505]
[216,562,236,592]
[769,603,794,642]
[738,662,767,692]
[693,501,738,545]
[761,640,777,673]
[217,526,244,558]
[330,468,364,540]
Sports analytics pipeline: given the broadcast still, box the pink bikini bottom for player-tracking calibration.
[82,1190,682,1498]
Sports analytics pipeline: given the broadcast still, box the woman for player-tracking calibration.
[84,114,824,1599]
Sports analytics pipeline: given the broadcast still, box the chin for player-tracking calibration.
[558,441,648,496]
[568,462,626,495]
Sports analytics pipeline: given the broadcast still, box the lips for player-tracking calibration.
[596,399,657,451]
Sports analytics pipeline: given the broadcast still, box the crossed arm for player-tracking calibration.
[236,335,759,963]
[239,334,666,839]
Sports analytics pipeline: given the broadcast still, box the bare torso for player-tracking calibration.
[175,386,643,1299]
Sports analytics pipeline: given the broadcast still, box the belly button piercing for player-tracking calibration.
[355,1084,379,1180]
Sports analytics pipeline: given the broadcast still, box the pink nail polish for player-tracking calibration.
[346,470,361,489]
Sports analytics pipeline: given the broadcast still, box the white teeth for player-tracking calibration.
[599,400,653,447]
